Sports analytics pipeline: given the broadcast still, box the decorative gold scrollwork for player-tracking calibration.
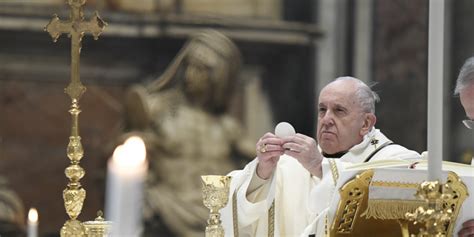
[331,170,374,234]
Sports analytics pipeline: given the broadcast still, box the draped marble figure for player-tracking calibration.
[121,30,255,237]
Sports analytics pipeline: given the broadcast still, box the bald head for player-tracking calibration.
[323,77,380,113]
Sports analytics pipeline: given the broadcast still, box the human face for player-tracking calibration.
[460,83,474,129]
[316,81,375,154]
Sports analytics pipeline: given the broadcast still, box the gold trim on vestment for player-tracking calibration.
[325,214,329,237]
[232,191,239,237]
[328,159,339,186]
[268,200,275,237]
[232,188,276,237]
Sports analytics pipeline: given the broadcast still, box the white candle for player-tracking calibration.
[105,136,148,237]
[27,208,38,237]
[427,0,445,181]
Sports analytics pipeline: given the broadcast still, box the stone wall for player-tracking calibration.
[372,0,428,152]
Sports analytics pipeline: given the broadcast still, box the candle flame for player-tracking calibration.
[28,208,38,222]
[112,136,147,167]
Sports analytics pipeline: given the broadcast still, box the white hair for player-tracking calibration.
[454,56,474,95]
[334,76,380,113]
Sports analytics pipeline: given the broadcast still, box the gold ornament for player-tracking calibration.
[201,175,232,237]
[45,0,110,236]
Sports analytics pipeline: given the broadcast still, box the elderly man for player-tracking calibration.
[455,57,474,237]
[455,57,474,130]
[221,77,420,236]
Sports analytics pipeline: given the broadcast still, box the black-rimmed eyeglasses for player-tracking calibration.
[462,119,474,129]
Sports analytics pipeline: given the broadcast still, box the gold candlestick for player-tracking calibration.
[201,175,232,237]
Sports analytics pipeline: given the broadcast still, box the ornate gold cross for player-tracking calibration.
[45,0,106,101]
[45,1,108,236]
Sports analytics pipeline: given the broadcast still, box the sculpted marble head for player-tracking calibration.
[146,30,242,114]
[125,30,242,128]
[182,30,241,111]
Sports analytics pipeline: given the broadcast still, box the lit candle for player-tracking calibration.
[105,136,148,237]
[427,0,444,181]
[27,208,38,237]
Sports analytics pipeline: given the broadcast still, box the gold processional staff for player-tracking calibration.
[45,0,109,236]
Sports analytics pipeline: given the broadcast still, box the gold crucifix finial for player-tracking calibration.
[45,1,108,236]
[45,0,107,101]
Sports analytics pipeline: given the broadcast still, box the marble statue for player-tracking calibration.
[121,29,255,237]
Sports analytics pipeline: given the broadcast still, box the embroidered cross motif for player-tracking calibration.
[370,138,379,149]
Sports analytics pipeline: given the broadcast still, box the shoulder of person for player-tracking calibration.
[374,144,421,161]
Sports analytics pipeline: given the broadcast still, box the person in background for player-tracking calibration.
[454,56,474,237]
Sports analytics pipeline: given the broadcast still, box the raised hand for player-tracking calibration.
[458,219,474,237]
[255,132,285,179]
[282,133,323,178]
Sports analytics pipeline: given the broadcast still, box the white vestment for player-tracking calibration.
[220,128,420,237]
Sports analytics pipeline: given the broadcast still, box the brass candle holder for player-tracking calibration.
[201,175,232,237]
